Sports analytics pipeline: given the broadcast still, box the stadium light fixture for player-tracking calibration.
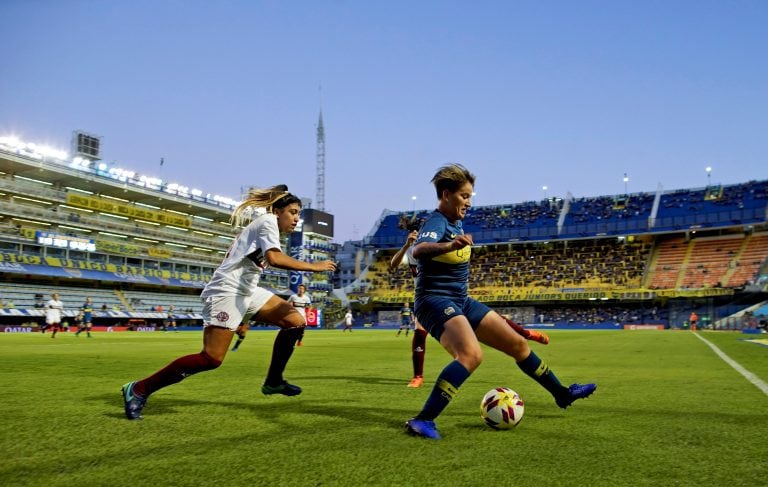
[99,212,129,220]
[542,185,548,199]
[11,217,51,226]
[98,231,128,238]
[135,202,161,210]
[623,173,629,194]
[135,219,160,226]
[14,196,53,205]
[59,204,93,213]
[706,166,712,186]
[14,175,53,186]
[102,194,130,203]
[59,225,92,233]
[65,186,93,194]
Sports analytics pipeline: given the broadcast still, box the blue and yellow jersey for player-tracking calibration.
[415,211,471,300]
[81,302,93,321]
[400,306,413,319]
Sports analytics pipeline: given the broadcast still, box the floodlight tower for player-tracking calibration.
[315,110,326,211]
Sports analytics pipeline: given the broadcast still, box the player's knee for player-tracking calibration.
[200,351,223,370]
[457,348,483,371]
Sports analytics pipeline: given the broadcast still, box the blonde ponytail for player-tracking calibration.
[230,184,290,227]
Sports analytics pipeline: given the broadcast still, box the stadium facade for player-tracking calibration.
[0,134,336,330]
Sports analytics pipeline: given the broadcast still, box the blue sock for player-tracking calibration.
[416,360,471,421]
[517,351,568,399]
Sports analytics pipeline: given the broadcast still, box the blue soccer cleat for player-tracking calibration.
[261,381,302,396]
[405,418,442,440]
[556,383,597,409]
[122,381,147,420]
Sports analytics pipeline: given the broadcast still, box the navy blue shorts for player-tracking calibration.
[414,295,492,341]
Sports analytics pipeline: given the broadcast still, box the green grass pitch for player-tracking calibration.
[1,329,766,486]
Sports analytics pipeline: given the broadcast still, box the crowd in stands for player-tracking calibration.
[661,180,768,213]
[463,200,560,230]
[535,305,667,324]
[364,237,652,296]
[368,180,768,246]
[468,239,650,289]
[566,193,654,224]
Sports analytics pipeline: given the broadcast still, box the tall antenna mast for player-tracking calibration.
[316,87,326,211]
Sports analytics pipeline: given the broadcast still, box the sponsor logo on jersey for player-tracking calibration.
[444,306,455,316]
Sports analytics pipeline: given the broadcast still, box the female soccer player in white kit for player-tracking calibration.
[121,185,336,420]
[45,292,64,338]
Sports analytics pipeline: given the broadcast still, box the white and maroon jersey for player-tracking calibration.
[201,213,282,298]
[45,299,64,324]
[406,246,419,282]
[287,293,312,320]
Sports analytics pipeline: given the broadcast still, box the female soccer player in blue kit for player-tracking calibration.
[405,164,596,439]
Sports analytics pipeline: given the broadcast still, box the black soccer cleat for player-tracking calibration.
[261,381,302,396]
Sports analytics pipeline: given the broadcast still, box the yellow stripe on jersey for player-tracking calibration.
[432,245,472,265]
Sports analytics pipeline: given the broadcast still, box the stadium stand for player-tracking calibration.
[365,180,768,247]
[0,135,333,329]
[2,134,767,332]
[355,179,768,330]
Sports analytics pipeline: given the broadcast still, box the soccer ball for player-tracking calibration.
[480,387,524,429]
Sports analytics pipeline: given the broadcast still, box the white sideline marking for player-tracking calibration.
[693,333,768,396]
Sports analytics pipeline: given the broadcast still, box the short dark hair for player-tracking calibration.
[431,163,475,199]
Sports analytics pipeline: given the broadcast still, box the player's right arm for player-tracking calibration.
[265,249,336,273]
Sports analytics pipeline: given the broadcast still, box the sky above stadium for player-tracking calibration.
[1,1,767,242]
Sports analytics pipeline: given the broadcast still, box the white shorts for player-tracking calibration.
[202,288,274,331]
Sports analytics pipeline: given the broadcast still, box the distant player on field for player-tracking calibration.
[397,302,414,337]
[75,296,93,338]
[165,305,178,332]
[343,309,353,332]
[121,185,336,420]
[45,293,64,339]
